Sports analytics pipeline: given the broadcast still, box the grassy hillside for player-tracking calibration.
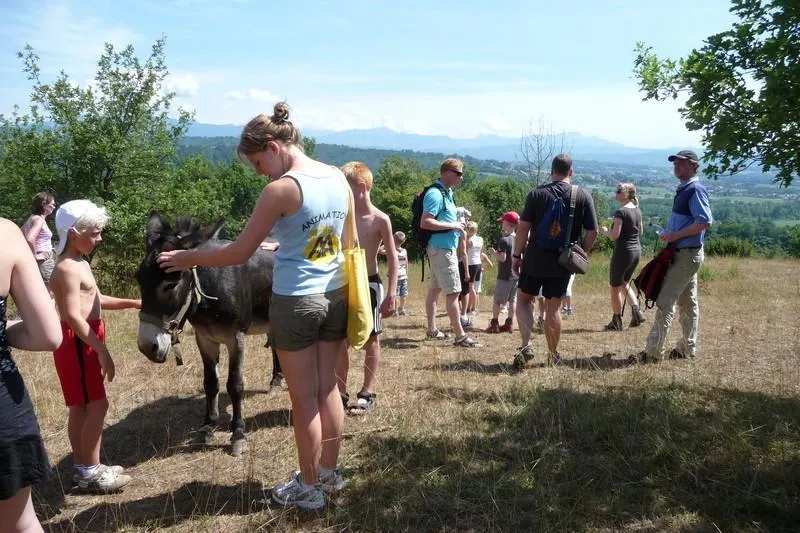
[15,256,800,532]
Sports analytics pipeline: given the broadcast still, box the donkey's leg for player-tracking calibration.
[196,331,220,446]
[226,331,247,456]
[265,329,283,390]
[270,341,283,390]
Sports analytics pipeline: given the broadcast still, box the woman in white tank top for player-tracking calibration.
[158,102,347,510]
[466,221,493,314]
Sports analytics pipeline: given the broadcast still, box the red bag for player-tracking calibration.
[633,244,675,309]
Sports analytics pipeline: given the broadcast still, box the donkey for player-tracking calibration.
[136,211,282,457]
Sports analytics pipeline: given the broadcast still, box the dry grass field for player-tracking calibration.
[13,256,800,532]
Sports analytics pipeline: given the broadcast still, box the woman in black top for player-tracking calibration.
[0,219,62,532]
[599,183,645,330]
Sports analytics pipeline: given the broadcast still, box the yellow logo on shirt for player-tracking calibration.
[304,225,341,263]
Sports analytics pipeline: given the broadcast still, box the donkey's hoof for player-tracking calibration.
[194,425,215,447]
[231,437,247,457]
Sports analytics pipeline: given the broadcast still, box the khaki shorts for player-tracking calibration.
[427,246,461,295]
[37,251,55,283]
[270,286,348,352]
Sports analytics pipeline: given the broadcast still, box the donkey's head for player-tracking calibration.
[136,210,224,363]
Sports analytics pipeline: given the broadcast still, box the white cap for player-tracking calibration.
[54,199,104,255]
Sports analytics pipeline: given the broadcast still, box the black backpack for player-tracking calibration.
[410,181,448,280]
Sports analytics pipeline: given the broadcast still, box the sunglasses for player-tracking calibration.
[451,169,463,176]
[615,189,623,194]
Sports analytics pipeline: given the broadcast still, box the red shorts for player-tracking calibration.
[53,320,107,407]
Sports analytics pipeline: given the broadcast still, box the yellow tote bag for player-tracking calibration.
[342,180,373,350]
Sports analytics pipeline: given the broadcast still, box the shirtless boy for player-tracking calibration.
[337,162,398,415]
[50,200,141,493]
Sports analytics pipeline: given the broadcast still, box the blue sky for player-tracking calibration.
[0,0,736,148]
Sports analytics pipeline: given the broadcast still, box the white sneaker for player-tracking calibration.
[72,464,124,485]
[271,471,325,510]
[319,467,345,493]
[75,464,131,493]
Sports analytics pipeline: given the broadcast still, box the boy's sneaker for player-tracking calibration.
[547,352,562,366]
[271,471,325,510]
[75,464,131,493]
[561,307,573,317]
[513,345,535,370]
[498,318,513,333]
[629,309,646,327]
[485,318,500,334]
[319,467,345,493]
[460,316,473,329]
[72,464,124,486]
[453,335,480,347]
[397,308,407,316]
[426,329,450,340]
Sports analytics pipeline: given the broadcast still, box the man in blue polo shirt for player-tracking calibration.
[635,149,713,363]
[421,158,479,347]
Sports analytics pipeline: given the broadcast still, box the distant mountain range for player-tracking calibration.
[185,122,700,168]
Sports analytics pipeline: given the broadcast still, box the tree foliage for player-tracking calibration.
[632,0,800,187]
[0,37,202,290]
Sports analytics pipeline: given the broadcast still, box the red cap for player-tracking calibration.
[497,211,520,224]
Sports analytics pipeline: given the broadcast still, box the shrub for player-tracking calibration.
[706,237,753,257]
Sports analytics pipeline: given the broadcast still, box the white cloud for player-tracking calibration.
[247,88,279,102]
[165,74,199,97]
[225,90,246,100]
[0,2,142,79]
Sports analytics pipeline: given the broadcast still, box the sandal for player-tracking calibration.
[347,391,376,416]
[426,329,450,340]
[453,335,480,348]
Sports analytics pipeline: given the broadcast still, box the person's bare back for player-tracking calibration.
[354,205,392,277]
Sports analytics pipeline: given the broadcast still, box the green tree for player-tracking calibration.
[301,135,317,159]
[632,0,800,187]
[0,37,193,290]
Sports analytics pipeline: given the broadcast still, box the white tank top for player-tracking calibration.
[467,235,483,266]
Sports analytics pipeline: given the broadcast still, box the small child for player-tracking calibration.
[337,162,398,416]
[486,212,519,334]
[50,200,141,493]
[394,231,409,315]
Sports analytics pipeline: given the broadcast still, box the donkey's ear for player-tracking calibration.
[146,210,169,250]
[198,219,225,243]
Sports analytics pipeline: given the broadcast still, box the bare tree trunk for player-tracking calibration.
[518,117,574,187]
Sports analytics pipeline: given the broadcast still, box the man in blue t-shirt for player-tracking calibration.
[635,149,713,363]
[421,158,478,347]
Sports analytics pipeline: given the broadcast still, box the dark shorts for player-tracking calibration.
[0,359,51,499]
[610,250,640,286]
[270,286,348,352]
[468,264,482,284]
[458,262,470,297]
[53,320,107,407]
[368,274,384,337]
[518,274,570,300]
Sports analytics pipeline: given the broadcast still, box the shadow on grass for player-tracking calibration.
[332,385,800,532]
[381,337,422,350]
[41,480,273,532]
[421,359,512,375]
[33,394,292,521]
